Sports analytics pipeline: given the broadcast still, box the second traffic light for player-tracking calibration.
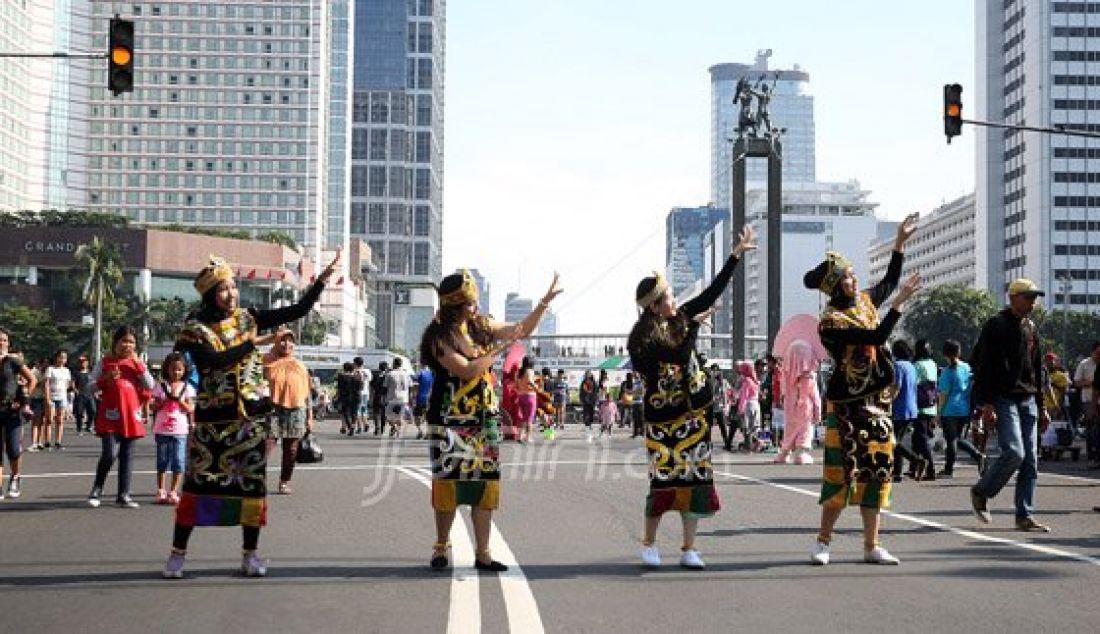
[944,83,962,143]
[108,17,134,95]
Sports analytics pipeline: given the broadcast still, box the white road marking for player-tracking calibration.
[714,470,1100,568]
[407,467,546,634]
[398,467,480,634]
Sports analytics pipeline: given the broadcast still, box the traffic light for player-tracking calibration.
[944,83,963,143]
[107,17,134,95]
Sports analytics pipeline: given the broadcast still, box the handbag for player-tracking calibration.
[296,431,324,463]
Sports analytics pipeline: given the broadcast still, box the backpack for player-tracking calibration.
[916,380,938,409]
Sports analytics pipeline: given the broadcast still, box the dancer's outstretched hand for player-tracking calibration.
[540,272,564,306]
[319,247,342,284]
[733,225,757,257]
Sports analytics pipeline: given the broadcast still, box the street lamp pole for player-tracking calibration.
[1059,274,1072,360]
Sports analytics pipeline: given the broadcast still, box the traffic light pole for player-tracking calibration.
[0,53,107,59]
[963,117,1100,140]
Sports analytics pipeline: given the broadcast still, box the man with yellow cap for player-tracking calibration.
[969,278,1052,532]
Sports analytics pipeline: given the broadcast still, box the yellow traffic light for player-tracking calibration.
[111,46,131,66]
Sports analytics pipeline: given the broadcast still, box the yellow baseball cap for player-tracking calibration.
[1007,278,1045,297]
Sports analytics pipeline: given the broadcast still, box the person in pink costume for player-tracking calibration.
[775,340,821,464]
[736,362,762,450]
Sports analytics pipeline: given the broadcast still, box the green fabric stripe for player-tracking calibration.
[823,447,845,465]
[819,482,847,505]
[860,479,883,507]
[455,480,486,507]
[219,498,242,525]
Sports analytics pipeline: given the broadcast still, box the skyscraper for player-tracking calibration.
[504,292,533,324]
[0,0,90,211]
[83,1,326,258]
[352,0,445,348]
[977,0,1100,308]
[710,50,815,210]
[665,206,727,297]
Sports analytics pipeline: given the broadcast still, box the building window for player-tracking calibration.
[369,204,385,234]
[414,206,430,236]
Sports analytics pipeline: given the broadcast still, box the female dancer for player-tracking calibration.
[421,269,561,571]
[805,215,920,566]
[162,252,339,578]
[627,225,756,570]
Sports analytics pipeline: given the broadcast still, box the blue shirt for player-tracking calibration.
[892,359,918,421]
[415,368,433,405]
[937,361,972,418]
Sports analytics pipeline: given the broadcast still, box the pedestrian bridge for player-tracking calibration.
[522,333,766,370]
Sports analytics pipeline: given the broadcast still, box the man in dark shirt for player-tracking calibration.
[970,279,1051,532]
[370,362,389,436]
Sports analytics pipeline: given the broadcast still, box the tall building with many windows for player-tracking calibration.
[710,50,815,210]
[978,0,1100,308]
[665,206,727,297]
[351,0,444,348]
[83,1,326,258]
[868,193,976,290]
[1,0,90,211]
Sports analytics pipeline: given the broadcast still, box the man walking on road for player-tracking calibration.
[970,279,1052,532]
[1074,342,1100,469]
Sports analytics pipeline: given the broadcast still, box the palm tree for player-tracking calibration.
[75,236,124,362]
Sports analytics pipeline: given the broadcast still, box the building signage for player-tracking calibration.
[0,227,147,268]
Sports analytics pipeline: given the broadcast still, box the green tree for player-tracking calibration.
[75,236,125,362]
[0,305,65,363]
[1033,307,1100,366]
[901,283,999,361]
[145,296,194,344]
[255,230,300,253]
[299,309,332,346]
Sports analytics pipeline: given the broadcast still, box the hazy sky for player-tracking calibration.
[442,0,976,332]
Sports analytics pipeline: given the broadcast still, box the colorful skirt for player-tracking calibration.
[819,394,895,510]
[429,416,501,512]
[177,417,269,528]
[645,410,720,518]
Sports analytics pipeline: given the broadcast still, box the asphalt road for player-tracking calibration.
[1,420,1098,634]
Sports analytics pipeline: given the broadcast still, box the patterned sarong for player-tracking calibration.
[819,395,895,510]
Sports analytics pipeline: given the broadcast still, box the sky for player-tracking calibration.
[441,0,976,333]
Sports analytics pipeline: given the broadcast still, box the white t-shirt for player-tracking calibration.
[1075,357,1097,404]
[384,369,411,405]
[356,368,372,398]
[46,366,72,402]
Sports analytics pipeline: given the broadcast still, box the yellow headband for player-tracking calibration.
[637,271,669,308]
[818,251,852,295]
[194,255,234,295]
[439,269,479,307]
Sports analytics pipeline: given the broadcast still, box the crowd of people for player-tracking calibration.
[3,212,1100,579]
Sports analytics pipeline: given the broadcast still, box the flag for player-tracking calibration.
[266,269,273,280]
[280,270,288,281]
[309,274,316,284]
[296,259,305,277]
[335,275,344,286]
[245,269,256,279]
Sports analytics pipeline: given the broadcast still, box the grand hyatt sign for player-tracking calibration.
[0,227,147,268]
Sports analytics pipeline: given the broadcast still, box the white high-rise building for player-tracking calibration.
[0,0,90,211]
[977,0,1100,307]
[710,49,815,210]
[868,193,977,290]
[704,181,880,358]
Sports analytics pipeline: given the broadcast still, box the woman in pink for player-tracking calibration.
[736,362,761,449]
[514,356,537,444]
[597,372,617,436]
[152,352,195,504]
[775,341,821,464]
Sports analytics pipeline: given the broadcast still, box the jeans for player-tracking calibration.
[892,419,922,477]
[93,432,136,498]
[974,395,1039,519]
[1,409,22,463]
[941,415,983,473]
[912,414,936,470]
[155,434,187,474]
[73,395,96,432]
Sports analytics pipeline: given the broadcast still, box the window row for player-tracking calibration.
[365,239,433,276]
[351,203,433,237]
[88,139,311,160]
[351,129,432,162]
[87,172,306,190]
[88,191,307,210]
[351,166,433,199]
[123,4,311,19]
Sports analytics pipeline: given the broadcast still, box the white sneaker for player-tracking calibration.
[679,549,706,570]
[810,540,830,565]
[794,452,814,465]
[241,551,268,577]
[87,488,102,508]
[640,545,661,568]
[864,546,900,565]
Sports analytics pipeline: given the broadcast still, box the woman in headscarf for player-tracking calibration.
[805,215,921,566]
[775,340,821,465]
[420,269,562,572]
[162,251,339,579]
[627,225,756,571]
